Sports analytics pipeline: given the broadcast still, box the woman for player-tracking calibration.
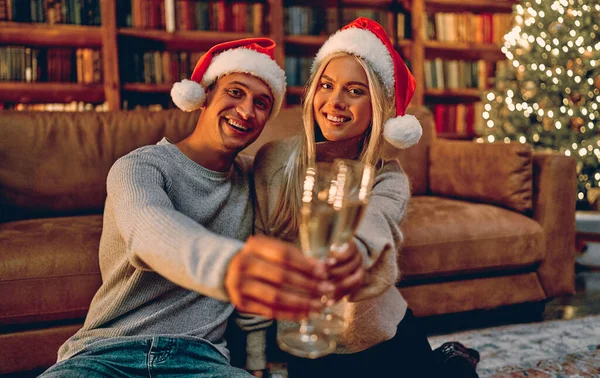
[246,18,479,378]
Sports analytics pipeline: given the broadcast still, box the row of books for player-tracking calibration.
[424,59,495,90]
[0,0,101,25]
[0,46,102,83]
[284,6,336,36]
[120,0,264,33]
[122,102,167,111]
[284,6,393,37]
[422,12,513,45]
[432,102,485,136]
[285,56,313,87]
[1,101,109,111]
[121,50,205,84]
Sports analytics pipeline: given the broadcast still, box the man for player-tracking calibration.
[39,38,335,378]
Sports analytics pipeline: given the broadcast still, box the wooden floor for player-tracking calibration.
[543,269,600,319]
[421,268,600,337]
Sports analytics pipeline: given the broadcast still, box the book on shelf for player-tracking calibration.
[284,55,312,87]
[283,5,395,38]
[122,50,205,85]
[130,0,165,29]
[423,12,512,44]
[341,7,394,37]
[0,0,513,119]
[433,102,484,137]
[123,0,264,33]
[284,6,334,36]
[1,0,101,25]
[0,46,102,84]
[396,8,411,41]
[0,0,8,21]
[424,59,492,90]
[164,0,175,31]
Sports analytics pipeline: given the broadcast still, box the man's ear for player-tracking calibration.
[202,81,218,108]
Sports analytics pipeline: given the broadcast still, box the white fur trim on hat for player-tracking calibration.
[202,48,286,117]
[312,28,395,96]
[383,114,422,149]
[171,79,206,112]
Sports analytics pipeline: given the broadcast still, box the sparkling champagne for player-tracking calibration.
[331,201,366,249]
[299,201,366,259]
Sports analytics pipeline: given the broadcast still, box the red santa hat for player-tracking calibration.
[312,18,422,149]
[171,38,286,119]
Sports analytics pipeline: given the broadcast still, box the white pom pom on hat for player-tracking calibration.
[171,79,206,112]
[383,114,422,149]
[312,17,422,149]
[170,38,286,119]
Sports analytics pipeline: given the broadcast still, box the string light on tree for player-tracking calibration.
[480,0,600,208]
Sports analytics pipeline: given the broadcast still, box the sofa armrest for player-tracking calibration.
[532,151,577,297]
[428,139,533,212]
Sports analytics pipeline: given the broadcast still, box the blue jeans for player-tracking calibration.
[39,337,253,378]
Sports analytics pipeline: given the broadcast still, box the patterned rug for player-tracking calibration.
[428,314,600,377]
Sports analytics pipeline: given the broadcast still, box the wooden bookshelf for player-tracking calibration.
[0,82,104,103]
[0,0,516,138]
[284,34,329,47]
[286,0,393,8]
[119,29,262,51]
[341,0,395,7]
[425,0,515,13]
[122,83,172,93]
[100,0,120,111]
[410,0,425,106]
[284,34,328,55]
[424,40,507,61]
[425,88,483,102]
[414,0,517,137]
[0,22,102,47]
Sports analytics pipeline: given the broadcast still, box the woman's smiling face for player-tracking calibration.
[313,55,372,142]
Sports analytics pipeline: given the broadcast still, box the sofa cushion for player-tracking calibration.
[399,196,545,279]
[0,215,102,325]
[0,110,198,222]
[429,140,533,213]
[0,324,82,374]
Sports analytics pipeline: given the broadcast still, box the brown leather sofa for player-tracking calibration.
[0,106,576,376]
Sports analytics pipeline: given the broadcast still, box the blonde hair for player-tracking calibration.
[266,52,395,238]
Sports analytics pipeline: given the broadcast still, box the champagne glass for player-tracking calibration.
[276,161,339,358]
[311,159,375,335]
[276,159,374,357]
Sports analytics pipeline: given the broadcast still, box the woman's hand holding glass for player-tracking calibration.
[325,240,365,303]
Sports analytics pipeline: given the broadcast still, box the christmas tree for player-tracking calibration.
[481,0,600,208]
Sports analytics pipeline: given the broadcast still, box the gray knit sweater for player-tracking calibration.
[57,138,252,362]
[241,137,409,370]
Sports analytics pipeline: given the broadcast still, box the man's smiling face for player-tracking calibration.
[201,72,274,153]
